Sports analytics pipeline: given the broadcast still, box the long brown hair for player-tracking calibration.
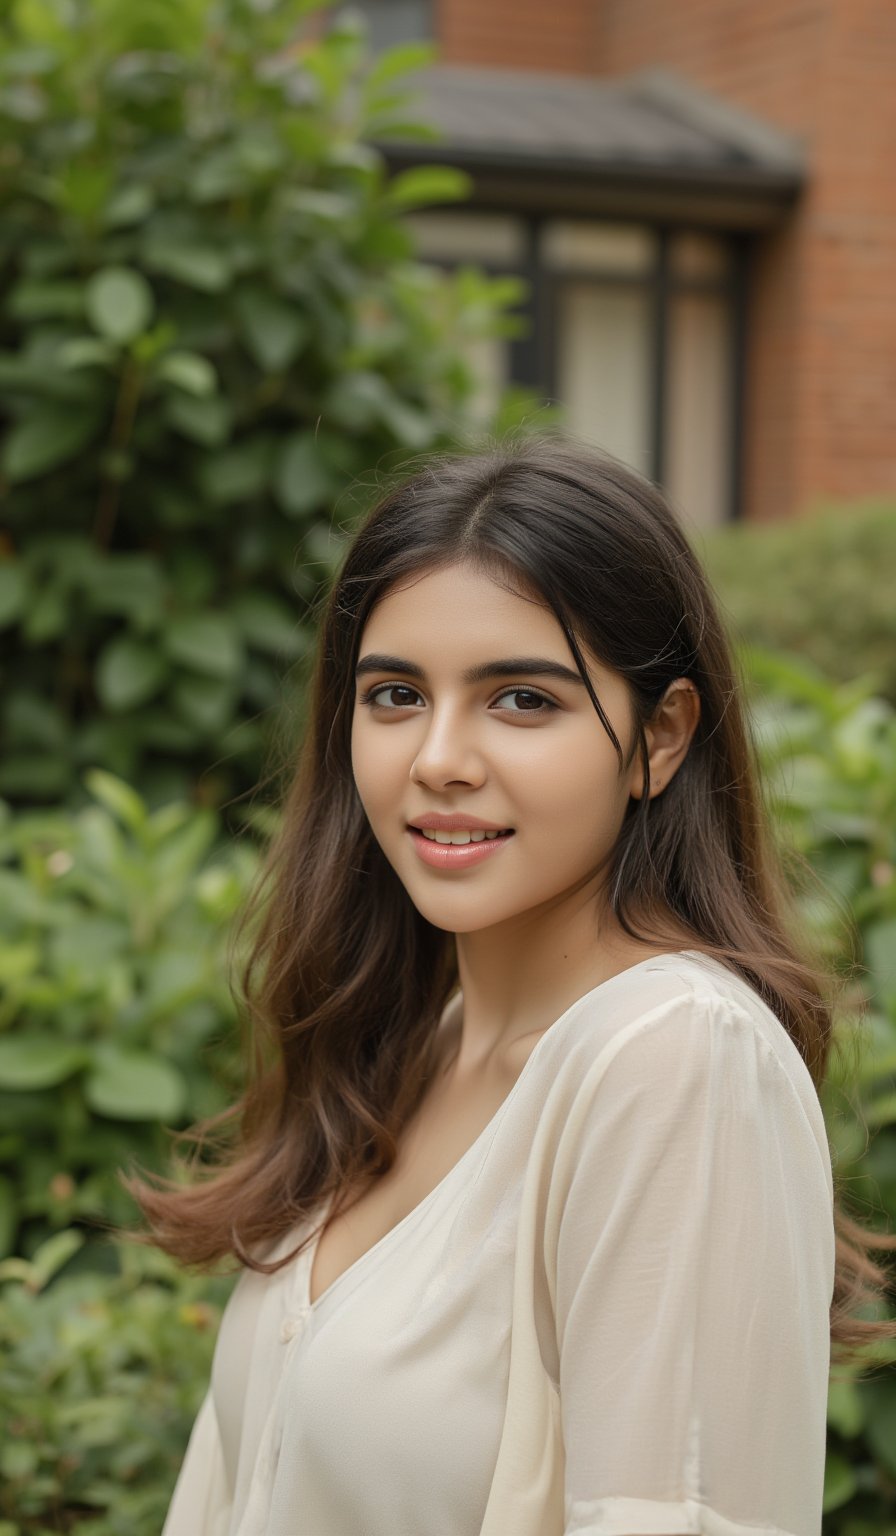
[120,431,896,1375]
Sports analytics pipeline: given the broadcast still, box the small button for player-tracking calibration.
[279,1306,312,1343]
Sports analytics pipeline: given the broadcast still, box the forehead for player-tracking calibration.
[357,563,611,690]
[360,563,557,648]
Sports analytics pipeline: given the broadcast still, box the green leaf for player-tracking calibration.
[6,689,67,749]
[0,351,85,399]
[152,814,217,892]
[862,1375,896,1476]
[0,1440,39,1480]
[322,369,388,429]
[282,187,356,222]
[865,1091,896,1129]
[0,943,41,984]
[365,118,442,144]
[0,562,27,627]
[95,635,168,710]
[363,40,437,92]
[234,287,308,373]
[84,1045,187,1121]
[83,768,147,833]
[57,336,117,370]
[865,920,896,1004]
[0,1174,16,1260]
[164,614,244,679]
[28,1227,86,1288]
[820,1450,857,1512]
[196,437,274,505]
[2,402,102,481]
[103,182,154,227]
[171,674,237,733]
[376,392,434,448]
[0,752,70,798]
[6,279,84,320]
[156,350,217,396]
[272,432,336,516]
[383,164,473,210]
[230,592,309,657]
[144,241,232,291]
[166,391,233,447]
[82,553,167,625]
[86,266,155,343]
[0,1038,89,1091]
[829,1382,860,1437]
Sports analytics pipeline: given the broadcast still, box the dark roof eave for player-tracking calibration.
[376,138,803,229]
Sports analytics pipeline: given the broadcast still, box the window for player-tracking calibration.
[406,210,743,527]
[405,212,527,430]
[336,0,433,50]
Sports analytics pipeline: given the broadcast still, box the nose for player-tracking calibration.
[409,703,486,789]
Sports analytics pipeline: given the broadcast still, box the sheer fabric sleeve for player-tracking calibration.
[552,990,835,1536]
[161,1385,233,1536]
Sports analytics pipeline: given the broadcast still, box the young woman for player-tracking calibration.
[127,433,895,1536]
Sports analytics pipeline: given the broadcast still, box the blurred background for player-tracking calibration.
[1,0,895,1529]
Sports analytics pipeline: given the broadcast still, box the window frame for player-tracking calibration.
[413,208,750,524]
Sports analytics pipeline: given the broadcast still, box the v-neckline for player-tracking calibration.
[301,948,704,1316]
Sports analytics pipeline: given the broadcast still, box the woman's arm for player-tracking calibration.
[552,990,834,1536]
[162,1385,232,1536]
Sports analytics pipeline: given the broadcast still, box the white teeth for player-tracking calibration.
[419,828,509,845]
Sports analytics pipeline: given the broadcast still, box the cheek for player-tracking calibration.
[514,736,620,813]
[350,717,399,813]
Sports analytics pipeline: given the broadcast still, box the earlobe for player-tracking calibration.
[629,681,700,801]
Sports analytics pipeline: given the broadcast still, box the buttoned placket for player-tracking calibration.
[235,1303,314,1536]
[279,1303,312,1343]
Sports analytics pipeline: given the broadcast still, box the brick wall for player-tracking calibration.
[438,0,598,75]
[438,0,896,520]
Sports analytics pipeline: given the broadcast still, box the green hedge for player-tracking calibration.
[0,1233,235,1536]
[0,769,260,1261]
[1,651,896,1530]
[701,500,896,705]
[0,0,535,818]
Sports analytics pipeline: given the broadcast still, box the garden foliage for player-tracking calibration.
[0,767,257,1262]
[1,0,895,1527]
[0,0,531,816]
[701,501,896,705]
[2,654,896,1529]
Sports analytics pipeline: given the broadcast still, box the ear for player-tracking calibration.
[627,680,701,801]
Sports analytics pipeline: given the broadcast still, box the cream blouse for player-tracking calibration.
[161,950,835,1536]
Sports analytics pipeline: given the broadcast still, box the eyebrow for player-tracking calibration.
[354,653,587,687]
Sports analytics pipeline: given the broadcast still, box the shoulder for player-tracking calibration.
[543,950,833,1204]
[555,949,807,1083]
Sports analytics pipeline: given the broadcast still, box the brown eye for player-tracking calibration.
[361,684,422,709]
[493,689,558,714]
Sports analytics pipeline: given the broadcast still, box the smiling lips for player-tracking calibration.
[408,827,516,869]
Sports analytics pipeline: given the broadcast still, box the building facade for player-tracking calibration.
[352,0,896,529]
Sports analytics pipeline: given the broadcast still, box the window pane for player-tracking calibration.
[542,222,656,276]
[405,212,526,267]
[459,333,508,427]
[669,232,731,283]
[555,280,652,476]
[335,0,433,48]
[664,293,732,528]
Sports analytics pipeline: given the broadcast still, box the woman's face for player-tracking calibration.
[350,560,640,936]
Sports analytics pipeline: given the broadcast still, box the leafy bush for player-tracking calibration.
[3,656,896,1528]
[0,768,261,1260]
[0,1229,234,1536]
[744,649,896,1520]
[700,501,896,705]
[0,0,533,816]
